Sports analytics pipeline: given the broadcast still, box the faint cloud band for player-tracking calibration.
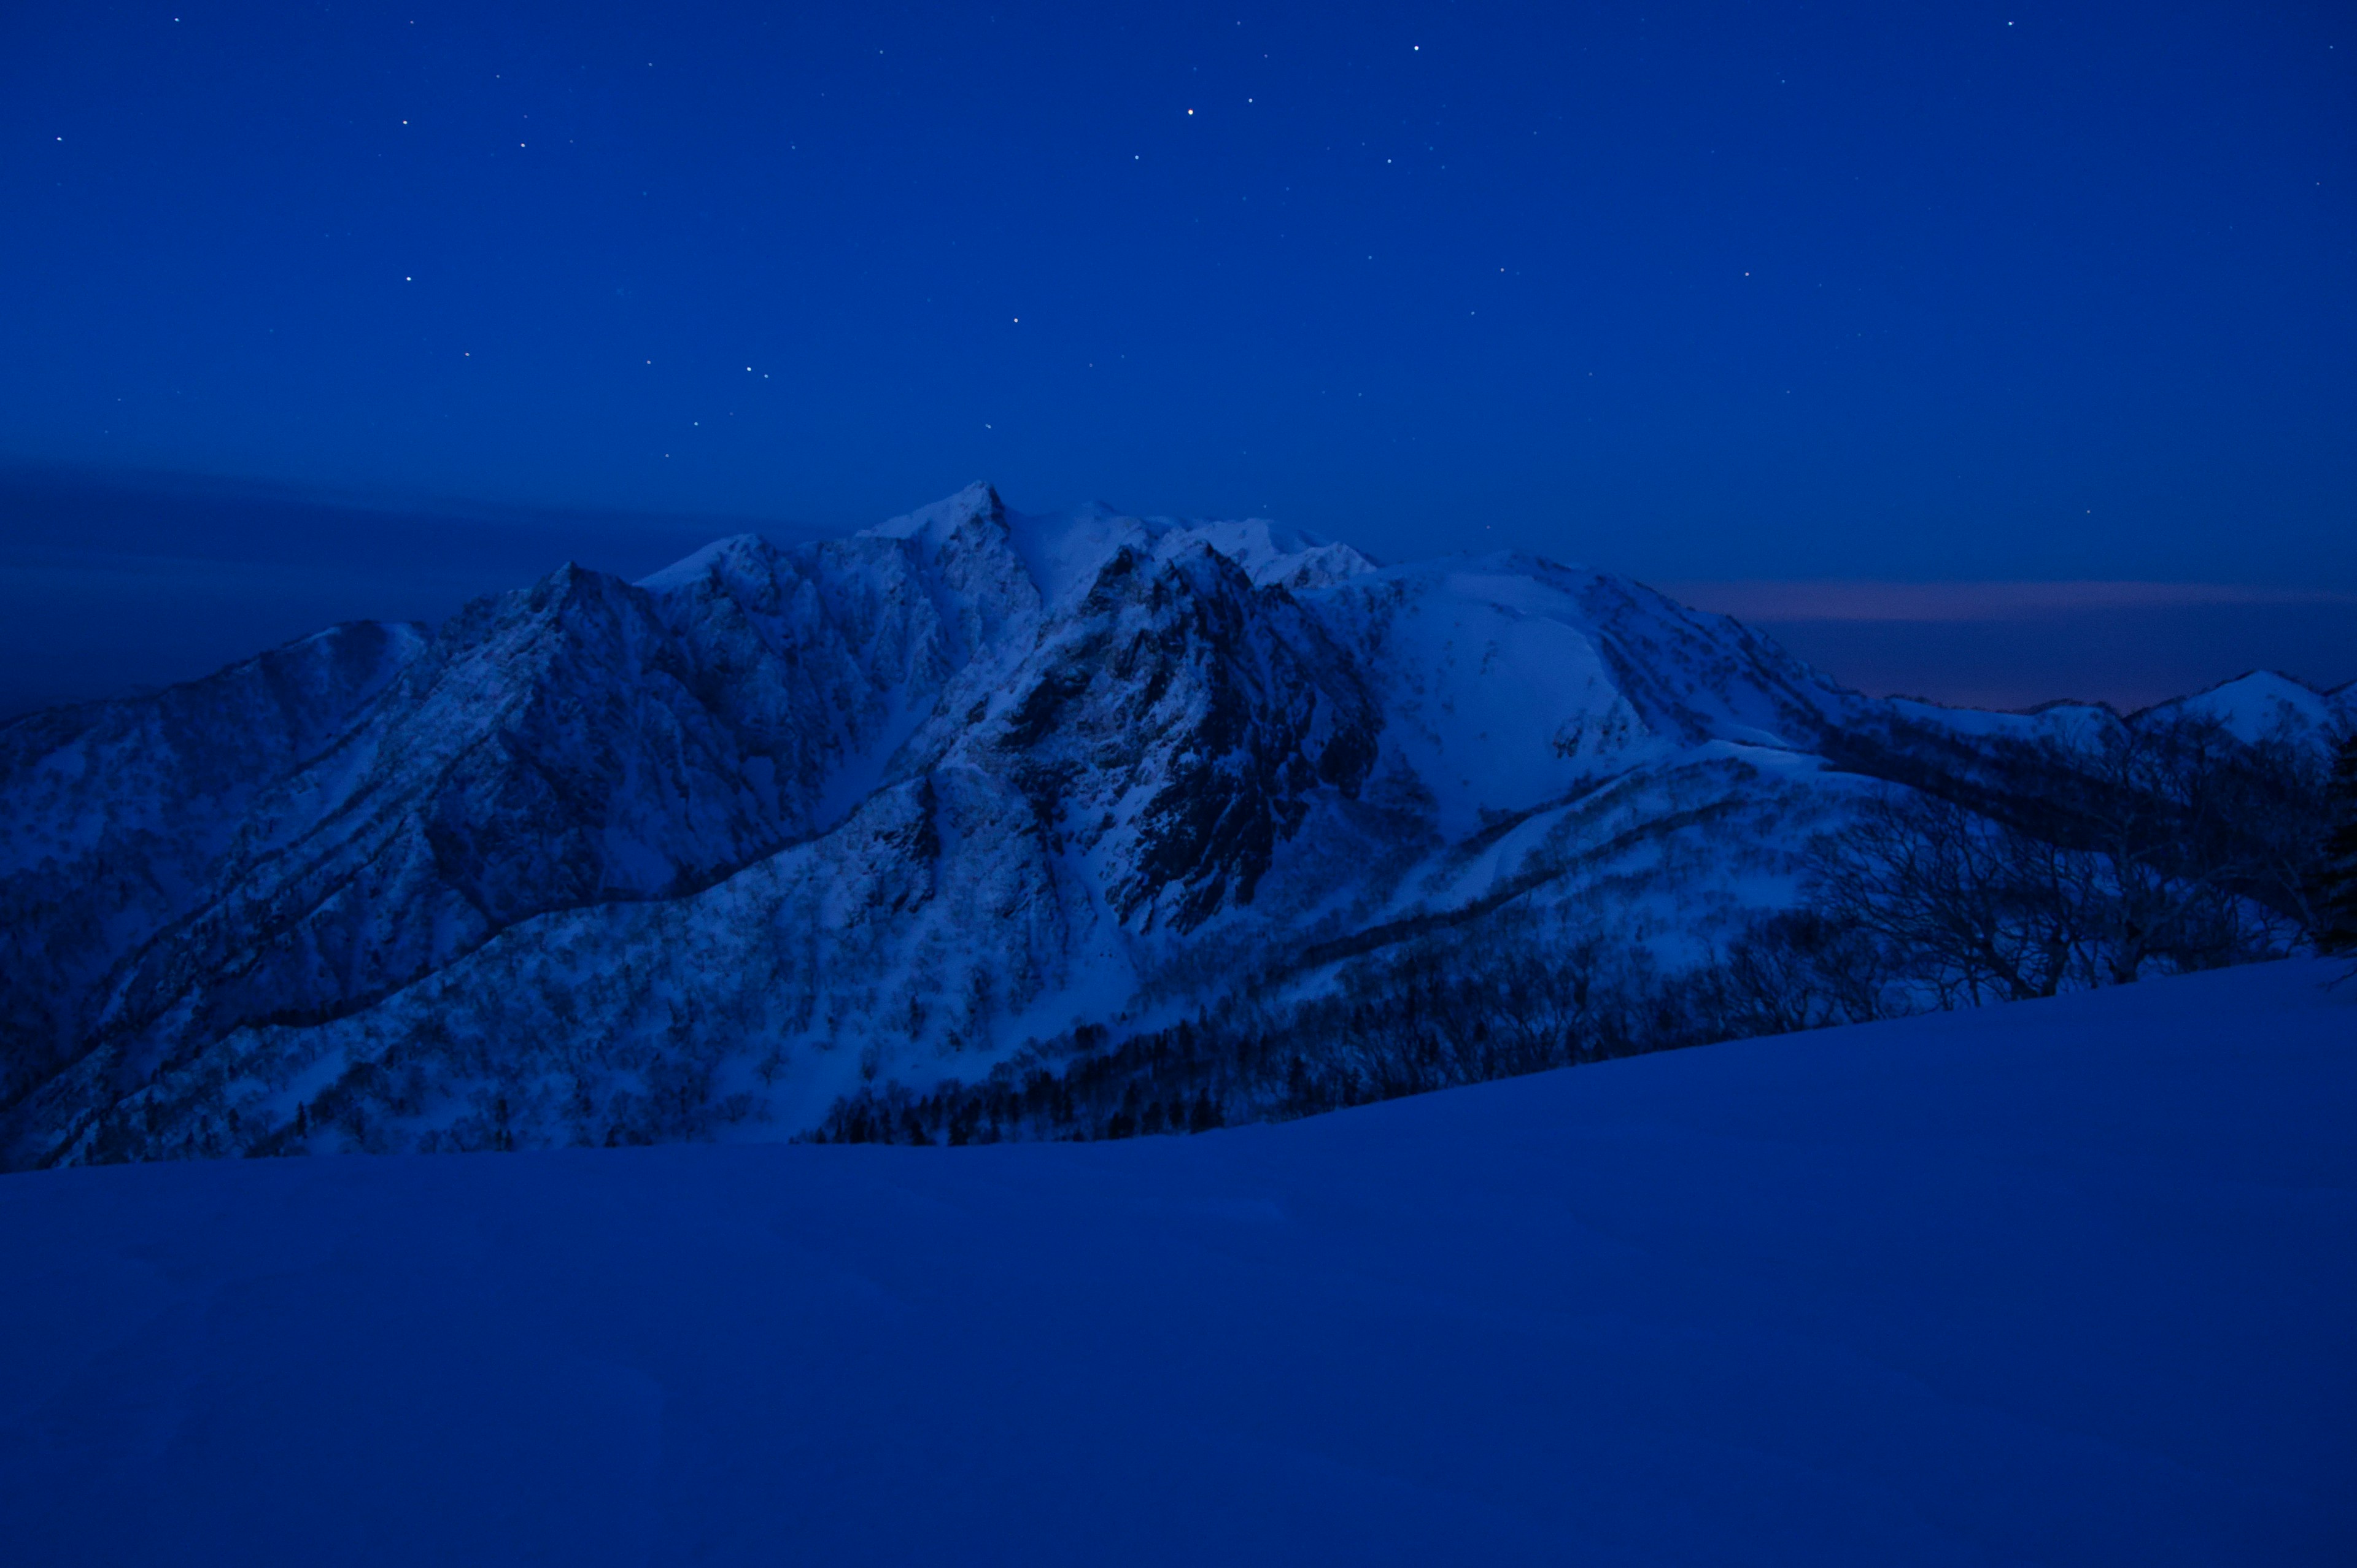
[1658,580,2357,624]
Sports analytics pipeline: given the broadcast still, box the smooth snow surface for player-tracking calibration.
[2139,669,2353,743]
[4,960,2351,1566]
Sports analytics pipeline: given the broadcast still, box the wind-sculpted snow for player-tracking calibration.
[1310,557,1851,836]
[0,482,2344,1166]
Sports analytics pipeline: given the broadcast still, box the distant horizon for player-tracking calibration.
[4,461,2351,722]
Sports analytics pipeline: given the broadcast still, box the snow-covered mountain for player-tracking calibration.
[2,483,2347,1166]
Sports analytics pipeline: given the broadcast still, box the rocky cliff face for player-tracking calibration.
[3,483,2345,1165]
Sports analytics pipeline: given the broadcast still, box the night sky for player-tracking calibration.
[2,2,2352,715]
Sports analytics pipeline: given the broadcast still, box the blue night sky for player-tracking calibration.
[2,1,2352,714]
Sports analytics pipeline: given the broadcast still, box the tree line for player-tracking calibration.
[808,714,2357,1148]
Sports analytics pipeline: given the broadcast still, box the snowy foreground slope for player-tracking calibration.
[5,481,2348,1166]
[4,959,2350,1566]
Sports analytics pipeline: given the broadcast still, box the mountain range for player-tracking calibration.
[4,482,2348,1167]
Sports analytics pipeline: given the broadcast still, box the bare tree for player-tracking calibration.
[2051,719,2248,981]
[1712,908,1903,1035]
[2310,728,2357,959]
[1809,791,2095,1007]
[1808,710,2332,1011]
[2032,713,2332,971]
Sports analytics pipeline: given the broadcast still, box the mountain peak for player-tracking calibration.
[10,480,2331,1170]
[862,480,1007,546]
[2137,668,2348,741]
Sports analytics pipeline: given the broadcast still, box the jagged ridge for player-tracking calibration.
[2,483,2347,1165]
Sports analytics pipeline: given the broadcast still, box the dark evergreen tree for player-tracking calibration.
[2311,730,2357,957]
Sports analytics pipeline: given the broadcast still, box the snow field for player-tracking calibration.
[2,958,2350,1565]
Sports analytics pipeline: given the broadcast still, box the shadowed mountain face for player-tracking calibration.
[2,484,2349,1167]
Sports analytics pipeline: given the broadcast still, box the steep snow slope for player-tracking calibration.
[0,621,423,1107]
[2,959,2348,1566]
[1,483,2341,1165]
[1312,555,1850,836]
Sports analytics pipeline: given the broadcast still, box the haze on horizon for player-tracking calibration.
[1,2,2351,714]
